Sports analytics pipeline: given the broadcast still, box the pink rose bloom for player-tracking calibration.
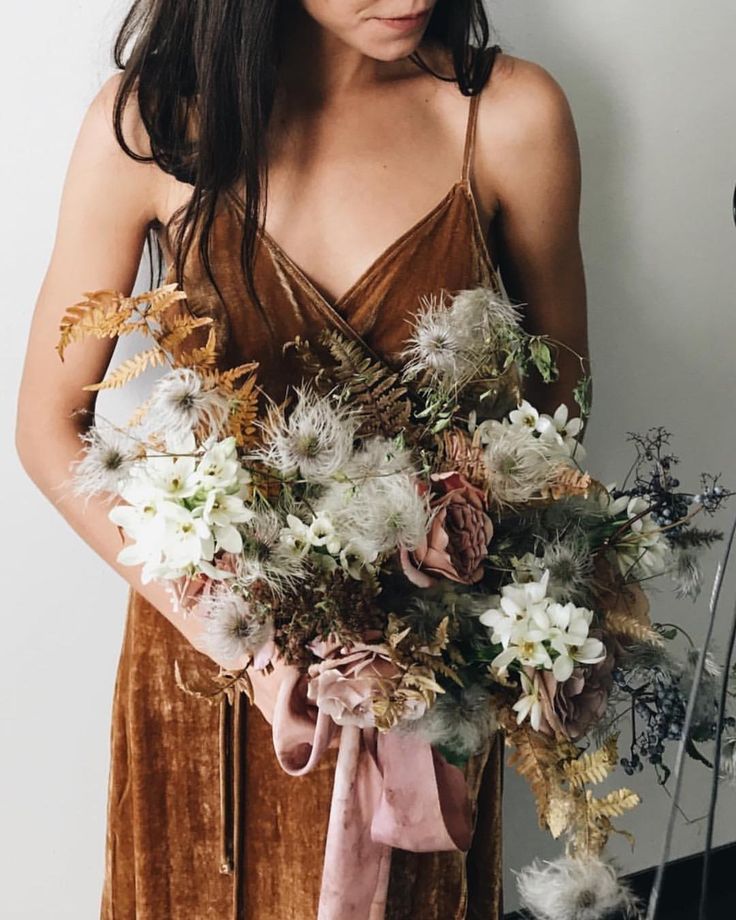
[306,638,428,729]
[399,471,493,588]
[528,638,615,741]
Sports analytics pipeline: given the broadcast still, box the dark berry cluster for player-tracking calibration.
[621,429,732,541]
[614,666,687,780]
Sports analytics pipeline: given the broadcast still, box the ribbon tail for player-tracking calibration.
[318,725,390,920]
[373,730,473,852]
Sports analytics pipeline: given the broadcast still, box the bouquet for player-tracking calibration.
[57,281,733,920]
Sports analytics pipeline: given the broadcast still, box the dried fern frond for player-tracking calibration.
[294,330,412,439]
[82,346,167,392]
[157,314,213,352]
[178,325,219,368]
[505,723,565,827]
[225,373,260,448]
[562,734,619,789]
[541,465,593,501]
[436,427,488,487]
[603,610,664,647]
[586,787,641,820]
[56,284,188,361]
[174,660,254,706]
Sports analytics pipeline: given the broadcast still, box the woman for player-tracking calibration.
[15,1,588,918]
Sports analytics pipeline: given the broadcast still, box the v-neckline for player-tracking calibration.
[224,178,495,314]
[261,180,465,311]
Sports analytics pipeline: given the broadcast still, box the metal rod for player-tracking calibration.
[645,511,736,920]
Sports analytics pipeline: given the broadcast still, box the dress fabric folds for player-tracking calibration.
[101,45,507,920]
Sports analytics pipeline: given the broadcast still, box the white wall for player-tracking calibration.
[1,2,735,917]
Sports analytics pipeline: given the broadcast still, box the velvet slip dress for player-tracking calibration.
[101,44,509,920]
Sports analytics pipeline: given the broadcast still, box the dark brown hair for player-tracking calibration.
[112,1,498,307]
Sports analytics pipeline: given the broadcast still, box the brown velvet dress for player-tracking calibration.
[101,51,506,920]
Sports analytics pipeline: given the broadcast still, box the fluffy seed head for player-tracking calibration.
[516,855,639,920]
[255,386,358,483]
[146,368,230,439]
[200,591,273,663]
[480,423,557,505]
[71,426,143,496]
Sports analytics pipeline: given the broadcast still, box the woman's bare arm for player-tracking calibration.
[477,56,590,419]
[14,73,245,670]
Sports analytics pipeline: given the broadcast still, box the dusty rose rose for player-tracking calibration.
[529,637,615,741]
[399,471,493,588]
[306,639,428,729]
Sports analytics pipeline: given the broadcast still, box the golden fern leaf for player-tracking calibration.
[157,315,213,353]
[437,428,488,488]
[57,289,137,360]
[586,787,641,819]
[563,734,619,789]
[83,347,167,392]
[506,725,564,827]
[137,282,187,317]
[226,374,261,448]
[203,361,260,390]
[411,652,465,687]
[124,396,153,429]
[541,465,593,501]
[179,326,219,368]
[604,610,664,647]
[173,660,254,706]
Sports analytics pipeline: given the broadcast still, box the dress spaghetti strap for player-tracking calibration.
[462,43,503,185]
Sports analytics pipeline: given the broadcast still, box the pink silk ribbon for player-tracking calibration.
[269,663,473,920]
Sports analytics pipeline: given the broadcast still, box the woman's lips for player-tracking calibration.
[372,9,430,32]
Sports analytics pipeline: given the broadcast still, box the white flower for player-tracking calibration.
[255,386,358,482]
[144,429,201,500]
[512,671,544,731]
[537,403,583,441]
[516,855,639,920]
[536,404,586,462]
[196,437,242,491]
[508,399,540,431]
[279,511,342,556]
[542,601,606,681]
[480,570,602,679]
[480,571,551,647]
[279,513,312,554]
[449,285,523,342]
[401,285,522,386]
[145,367,230,439]
[159,503,215,568]
[491,630,553,674]
[200,490,253,553]
[594,483,630,518]
[71,425,143,496]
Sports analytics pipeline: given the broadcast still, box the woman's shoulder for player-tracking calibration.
[478,49,575,132]
[86,72,193,226]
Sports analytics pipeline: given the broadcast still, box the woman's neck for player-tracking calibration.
[278,6,416,100]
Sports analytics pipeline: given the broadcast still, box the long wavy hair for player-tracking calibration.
[112,1,498,309]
